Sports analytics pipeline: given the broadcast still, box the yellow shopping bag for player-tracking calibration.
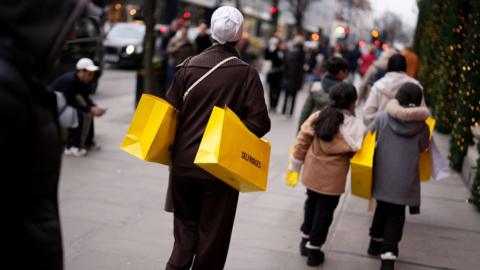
[285,146,299,187]
[120,94,178,165]
[350,131,376,199]
[194,106,271,192]
[419,117,436,181]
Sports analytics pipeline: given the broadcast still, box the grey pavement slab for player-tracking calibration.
[60,68,480,270]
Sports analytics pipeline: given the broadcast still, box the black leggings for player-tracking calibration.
[282,91,298,115]
[301,189,340,246]
[369,200,406,256]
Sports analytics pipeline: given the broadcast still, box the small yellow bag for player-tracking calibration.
[120,94,178,165]
[419,117,436,181]
[194,106,271,192]
[285,146,299,187]
[350,131,376,199]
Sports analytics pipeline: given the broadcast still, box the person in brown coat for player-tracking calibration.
[165,6,271,270]
[289,82,364,266]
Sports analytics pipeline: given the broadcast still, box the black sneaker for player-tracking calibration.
[367,239,382,256]
[380,259,395,270]
[307,249,325,267]
[300,238,308,256]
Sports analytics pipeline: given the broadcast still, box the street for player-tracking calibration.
[60,68,480,270]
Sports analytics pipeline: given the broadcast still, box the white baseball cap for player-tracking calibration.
[210,6,244,44]
[76,58,99,72]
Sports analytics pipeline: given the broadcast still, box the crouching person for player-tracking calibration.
[52,58,106,156]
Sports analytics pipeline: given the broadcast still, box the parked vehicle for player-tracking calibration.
[48,15,104,93]
[103,22,145,67]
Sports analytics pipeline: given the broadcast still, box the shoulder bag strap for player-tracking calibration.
[182,56,237,101]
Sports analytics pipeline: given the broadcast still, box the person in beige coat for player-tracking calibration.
[289,82,365,266]
[363,54,424,126]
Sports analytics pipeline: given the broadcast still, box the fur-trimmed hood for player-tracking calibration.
[384,99,430,137]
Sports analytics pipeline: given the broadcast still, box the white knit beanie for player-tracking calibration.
[210,6,244,44]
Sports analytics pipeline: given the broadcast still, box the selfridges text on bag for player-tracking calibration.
[194,106,271,192]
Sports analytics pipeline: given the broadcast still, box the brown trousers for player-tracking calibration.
[166,176,239,270]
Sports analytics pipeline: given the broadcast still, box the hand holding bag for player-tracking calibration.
[120,56,238,165]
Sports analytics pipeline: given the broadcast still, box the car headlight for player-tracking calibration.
[126,45,135,55]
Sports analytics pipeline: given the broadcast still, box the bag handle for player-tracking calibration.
[183,56,237,101]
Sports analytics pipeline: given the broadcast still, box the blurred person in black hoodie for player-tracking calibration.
[0,0,86,269]
[194,22,212,54]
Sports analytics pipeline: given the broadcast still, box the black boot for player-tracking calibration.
[306,245,324,267]
[367,239,382,256]
[300,238,308,256]
[380,259,395,270]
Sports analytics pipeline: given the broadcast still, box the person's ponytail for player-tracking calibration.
[313,82,357,141]
[314,106,344,141]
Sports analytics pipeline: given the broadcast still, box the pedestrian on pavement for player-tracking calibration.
[236,32,257,67]
[357,48,397,105]
[401,46,421,78]
[298,56,350,129]
[194,22,212,54]
[164,6,271,270]
[363,54,423,126]
[161,19,184,53]
[166,26,195,83]
[159,19,183,87]
[281,35,306,116]
[359,45,377,77]
[0,0,86,269]
[52,58,106,156]
[317,26,332,60]
[289,82,365,266]
[366,83,430,270]
[344,43,362,83]
[264,36,284,112]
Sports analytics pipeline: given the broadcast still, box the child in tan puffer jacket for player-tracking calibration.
[289,82,365,266]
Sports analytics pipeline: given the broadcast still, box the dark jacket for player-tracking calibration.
[166,44,271,181]
[264,47,284,70]
[195,34,212,54]
[0,0,86,269]
[282,44,306,93]
[298,73,342,128]
[264,47,284,84]
[52,71,96,112]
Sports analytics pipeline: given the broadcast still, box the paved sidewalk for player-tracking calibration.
[61,69,480,270]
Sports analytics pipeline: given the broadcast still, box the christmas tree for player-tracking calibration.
[473,142,480,211]
[461,1,480,210]
[430,0,469,133]
[414,0,443,106]
[449,1,479,171]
